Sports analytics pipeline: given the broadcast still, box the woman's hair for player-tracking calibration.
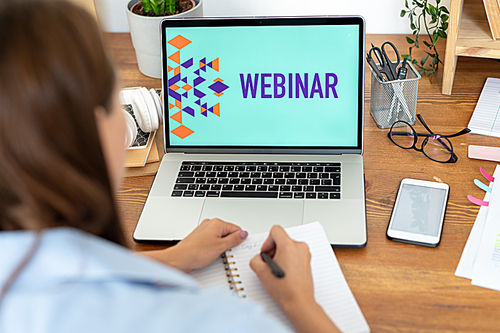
[0,0,125,246]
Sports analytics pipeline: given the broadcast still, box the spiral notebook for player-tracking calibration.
[189,222,370,332]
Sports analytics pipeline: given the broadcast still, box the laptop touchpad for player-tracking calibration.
[199,199,303,235]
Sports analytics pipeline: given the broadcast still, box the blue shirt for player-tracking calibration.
[0,228,291,333]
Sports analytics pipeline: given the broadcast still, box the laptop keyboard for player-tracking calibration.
[172,162,341,199]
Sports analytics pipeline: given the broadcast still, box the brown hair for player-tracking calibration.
[0,0,125,244]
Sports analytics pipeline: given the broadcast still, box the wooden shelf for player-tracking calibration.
[442,0,500,94]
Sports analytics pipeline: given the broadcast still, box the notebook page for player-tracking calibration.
[229,222,370,333]
[188,257,231,291]
[468,78,500,137]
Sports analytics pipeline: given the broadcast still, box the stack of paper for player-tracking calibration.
[455,164,500,291]
[467,78,500,138]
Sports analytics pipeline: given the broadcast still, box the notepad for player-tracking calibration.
[468,78,500,137]
[188,222,370,333]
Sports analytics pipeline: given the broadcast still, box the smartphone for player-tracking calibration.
[386,178,450,247]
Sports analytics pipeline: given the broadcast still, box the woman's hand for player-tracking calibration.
[141,218,248,273]
[250,225,315,308]
[250,225,340,333]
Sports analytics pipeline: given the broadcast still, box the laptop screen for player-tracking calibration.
[162,17,364,153]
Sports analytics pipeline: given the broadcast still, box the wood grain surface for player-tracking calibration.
[107,32,500,332]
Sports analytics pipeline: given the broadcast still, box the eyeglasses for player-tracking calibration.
[388,114,471,163]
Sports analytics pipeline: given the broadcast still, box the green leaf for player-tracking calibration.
[438,29,447,38]
[410,22,416,30]
[428,3,438,16]
[412,59,418,64]
[442,22,448,31]
[401,9,407,17]
[420,53,429,65]
[430,17,437,24]
[405,0,409,8]
[440,6,449,14]
[402,54,411,60]
[166,0,177,14]
[142,0,153,13]
[441,14,449,22]
[432,31,439,44]
[436,0,441,4]
[415,37,419,47]
[423,40,432,48]
[406,36,415,44]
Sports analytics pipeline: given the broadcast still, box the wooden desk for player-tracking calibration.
[108,33,500,332]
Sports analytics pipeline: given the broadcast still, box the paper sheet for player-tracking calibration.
[468,78,500,138]
[456,165,500,291]
[455,190,491,279]
[229,222,370,333]
[471,166,500,290]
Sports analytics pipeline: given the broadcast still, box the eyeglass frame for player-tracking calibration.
[387,114,471,163]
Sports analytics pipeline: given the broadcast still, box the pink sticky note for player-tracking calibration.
[480,167,495,182]
[468,195,489,207]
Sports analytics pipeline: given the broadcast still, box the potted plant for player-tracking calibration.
[126,0,203,78]
[400,0,449,83]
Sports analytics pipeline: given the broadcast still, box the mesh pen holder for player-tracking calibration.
[369,61,421,129]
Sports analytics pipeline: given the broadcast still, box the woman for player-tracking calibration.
[0,1,339,332]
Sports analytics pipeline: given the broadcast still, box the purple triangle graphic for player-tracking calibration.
[200,57,206,65]
[182,106,195,117]
[201,111,208,117]
[194,69,200,76]
[201,65,206,72]
[182,77,188,83]
[181,58,193,69]
[194,88,206,99]
[202,102,207,109]
[194,99,201,106]
[208,107,214,113]
[182,92,188,98]
[193,76,205,87]
[207,61,213,68]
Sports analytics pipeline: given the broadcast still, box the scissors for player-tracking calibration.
[368,41,401,81]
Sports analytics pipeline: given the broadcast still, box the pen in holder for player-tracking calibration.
[369,61,421,129]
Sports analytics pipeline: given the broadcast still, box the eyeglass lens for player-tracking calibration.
[391,123,415,148]
[423,136,453,162]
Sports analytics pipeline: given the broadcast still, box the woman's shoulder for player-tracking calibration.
[0,227,197,291]
[0,228,291,333]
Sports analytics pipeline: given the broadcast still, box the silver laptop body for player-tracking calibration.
[133,16,367,247]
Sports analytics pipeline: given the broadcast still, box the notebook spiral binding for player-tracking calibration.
[221,250,246,297]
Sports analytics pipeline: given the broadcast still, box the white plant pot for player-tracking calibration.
[126,0,203,78]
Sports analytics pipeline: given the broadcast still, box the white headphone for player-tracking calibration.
[119,87,163,145]
[129,87,163,133]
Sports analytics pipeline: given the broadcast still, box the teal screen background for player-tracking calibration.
[166,24,360,147]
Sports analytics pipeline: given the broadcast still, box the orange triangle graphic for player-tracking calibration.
[213,103,220,116]
[168,51,180,64]
[170,111,182,124]
[167,65,173,72]
[211,58,219,72]
[169,103,175,109]
[213,78,224,82]
[174,66,181,76]
[201,106,206,113]
[214,92,224,97]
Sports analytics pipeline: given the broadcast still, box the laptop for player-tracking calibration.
[133,16,367,247]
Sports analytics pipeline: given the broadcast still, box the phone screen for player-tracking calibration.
[390,184,448,236]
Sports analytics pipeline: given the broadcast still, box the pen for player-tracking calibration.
[397,58,408,80]
[366,53,385,82]
[260,252,285,278]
